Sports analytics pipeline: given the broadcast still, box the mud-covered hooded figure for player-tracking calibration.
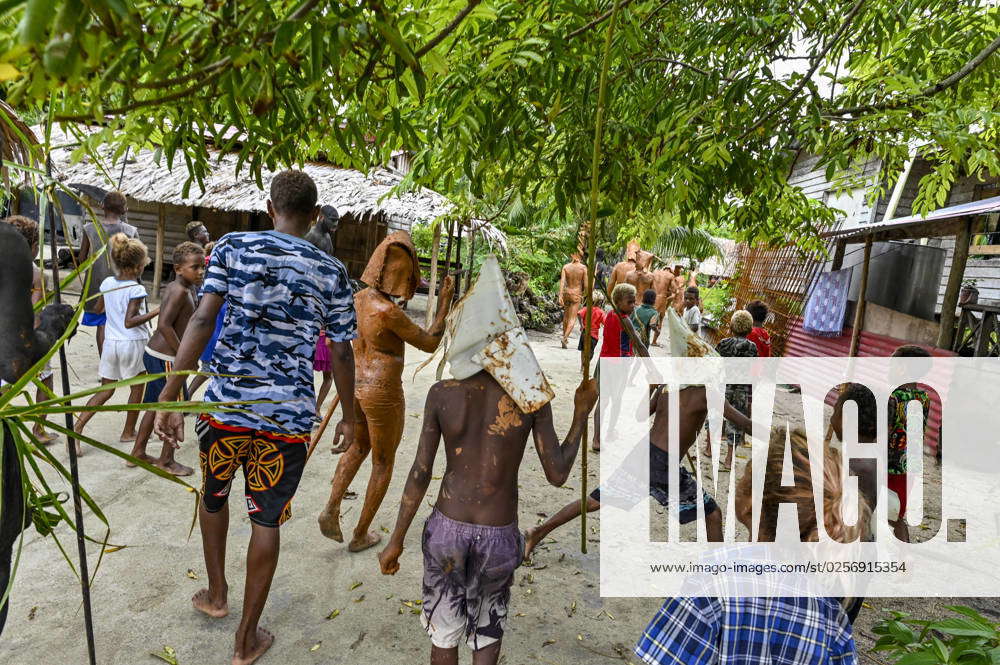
[320,229,455,553]
[360,230,422,301]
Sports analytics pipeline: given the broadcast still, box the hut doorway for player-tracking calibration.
[334,213,388,279]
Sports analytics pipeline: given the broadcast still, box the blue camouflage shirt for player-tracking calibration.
[201,231,356,434]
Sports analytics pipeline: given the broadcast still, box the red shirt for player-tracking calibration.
[578,306,606,340]
[600,311,634,358]
[747,327,771,357]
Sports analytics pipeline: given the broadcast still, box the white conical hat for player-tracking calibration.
[443,255,554,412]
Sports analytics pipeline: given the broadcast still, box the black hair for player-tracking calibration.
[102,190,127,215]
[270,170,318,216]
[2,215,38,249]
[892,344,931,358]
[173,241,205,266]
[685,285,699,296]
[835,383,878,439]
[746,299,769,324]
[642,288,656,305]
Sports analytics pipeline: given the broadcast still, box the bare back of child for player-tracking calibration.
[128,242,204,474]
[380,371,596,665]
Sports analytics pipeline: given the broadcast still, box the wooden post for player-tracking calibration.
[831,239,846,271]
[152,203,166,299]
[937,218,973,350]
[848,236,872,357]
[425,221,442,326]
[454,226,463,298]
[442,219,455,278]
[465,223,475,292]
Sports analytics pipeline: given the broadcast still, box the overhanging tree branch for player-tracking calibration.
[829,33,1000,117]
[415,0,483,57]
[568,0,640,40]
[638,57,728,80]
[53,70,226,121]
[738,0,868,139]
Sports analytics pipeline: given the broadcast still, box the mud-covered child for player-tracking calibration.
[378,264,598,665]
[128,241,205,475]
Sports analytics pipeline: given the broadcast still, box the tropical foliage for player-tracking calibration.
[2,1,1000,249]
[871,605,1000,665]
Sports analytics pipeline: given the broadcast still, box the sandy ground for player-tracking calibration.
[2,294,996,664]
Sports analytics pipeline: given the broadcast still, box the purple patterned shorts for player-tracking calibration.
[420,509,524,650]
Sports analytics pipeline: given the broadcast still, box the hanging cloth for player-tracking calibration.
[802,268,852,337]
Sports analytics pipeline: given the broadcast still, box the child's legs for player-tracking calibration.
[96,325,104,357]
[130,411,157,460]
[472,642,502,665]
[524,494,600,559]
[74,379,116,433]
[705,506,723,542]
[120,378,146,440]
[133,355,165,460]
[32,373,55,438]
[430,646,458,665]
[316,370,333,414]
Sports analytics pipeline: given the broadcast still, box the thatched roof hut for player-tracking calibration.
[31,124,505,282]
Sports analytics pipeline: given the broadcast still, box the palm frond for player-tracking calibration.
[650,226,725,264]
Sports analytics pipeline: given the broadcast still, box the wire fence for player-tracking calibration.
[710,240,834,356]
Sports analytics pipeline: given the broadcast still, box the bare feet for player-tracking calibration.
[318,508,343,542]
[233,627,273,665]
[32,430,57,446]
[119,432,137,443]
[74,439,85,457]
[192,588,228,618]
[561,338,568,349]
[125,453,155,468]
[591,442,600,453]
[523,528,542,562]
[348,531,381,553]
[157,460,194,476]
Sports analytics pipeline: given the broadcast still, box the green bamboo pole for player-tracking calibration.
[580,0,623,554]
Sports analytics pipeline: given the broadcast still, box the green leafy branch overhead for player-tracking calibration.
[2,1,1000,249]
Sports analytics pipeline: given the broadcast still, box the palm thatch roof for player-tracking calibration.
[35,124,506,250]
[697,237,741,277]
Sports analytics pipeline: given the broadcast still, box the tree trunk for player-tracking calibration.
[152,203,166,299]
[425,222,442,326]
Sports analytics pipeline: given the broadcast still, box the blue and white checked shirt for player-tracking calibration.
[635,596,858,665]
[201,231,356,434]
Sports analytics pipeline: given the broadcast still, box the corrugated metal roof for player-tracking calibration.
[823,195,1000,242]
[783,317,955,454]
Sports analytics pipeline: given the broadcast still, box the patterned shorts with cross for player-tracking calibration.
[196,415,308,527]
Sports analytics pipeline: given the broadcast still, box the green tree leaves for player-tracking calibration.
[2,1,1000,248]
